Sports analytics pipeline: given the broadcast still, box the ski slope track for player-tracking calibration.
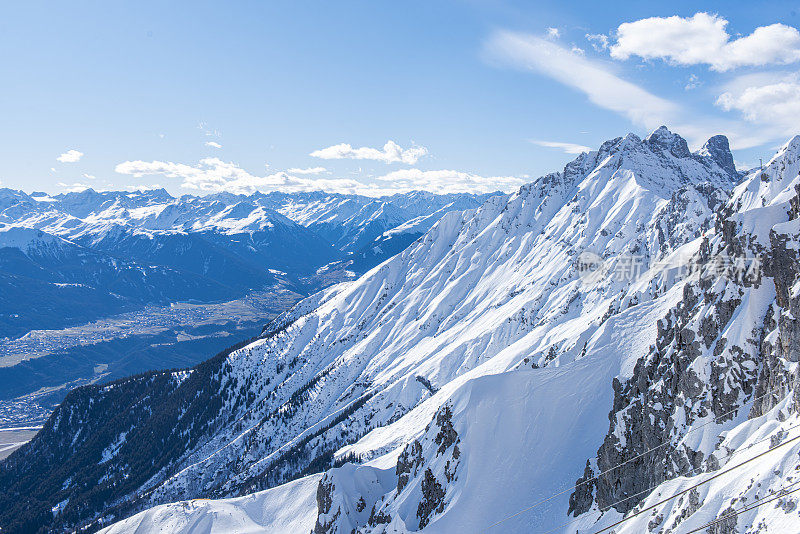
[5,127,800,533]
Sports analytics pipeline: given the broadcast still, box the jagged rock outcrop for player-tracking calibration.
[570,136,800,527]
[308,402,462,533]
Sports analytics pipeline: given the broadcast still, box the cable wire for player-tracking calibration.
[537,422,800,534]
[483,383,791,531]
[588,432,800,534]
[685,480,800,533]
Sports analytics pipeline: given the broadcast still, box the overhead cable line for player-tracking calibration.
[483,383,792,531]
[685,481,800,533]
[588,432,800,534]
[538,422,800,534]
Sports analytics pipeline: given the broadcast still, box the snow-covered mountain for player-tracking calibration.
[259,190,495,267]
[5,127,800,534]
[0,189,484,338]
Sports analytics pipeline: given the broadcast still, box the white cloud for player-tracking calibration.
[716,78,800,133]
[124,183,164,192]
[610,13,800,71]
[546,27,560,39]
[374,169,525,195]
[586,33,609,51]
[713,72,800,141]
[115,157,378,195]
[286,166,327,175]
[204,141,222,149]
[57,149,83,163]
[114,157,523,196]
[57,182,89,192]
[529,140,591,154]
[82,173,96,180]
[685,74,701,90]
[198,122,221,138]
[310,140,428,164]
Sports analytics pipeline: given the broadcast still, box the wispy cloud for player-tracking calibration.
[204,141,222,149]
[310,140,428,164]
[373,168,524,195]
[586,33,609,51]
[114,157,523,196]
[57,149,83,163]
[485,31,678,131]
[610,13,800,71]
[198,121,221,138]
[484,30,772,149]
[716,74,800,135]
[286,166,327,175]
[529,140,591,154]
[57,182,89,192]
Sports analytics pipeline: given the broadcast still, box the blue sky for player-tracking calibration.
[2,1,800,196]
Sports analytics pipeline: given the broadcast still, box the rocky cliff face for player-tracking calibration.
[568,136,800,532]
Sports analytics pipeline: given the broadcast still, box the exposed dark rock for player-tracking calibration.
[415,375,439,395]
[707,505,738,534]
[434,404,458,456]
[312,475,338,534]
[367,506,391,527]
[396,440,423,494]
[667,488,702,530]
[700,135,738,178]
[417,468,446,529]
[567,460,595,516]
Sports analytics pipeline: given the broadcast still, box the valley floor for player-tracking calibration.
[0,428,39,460]
[0,286,304,427]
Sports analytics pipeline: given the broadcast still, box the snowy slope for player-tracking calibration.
[261,190,493,253]
[139,128,722,506]
[12,128,800,534]
[559,135,800,534]
[265,133,800,534]
[98,474,321,534]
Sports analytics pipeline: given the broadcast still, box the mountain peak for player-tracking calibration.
[780,134,800,156]
[697,134,737,177]
[759,134,800,180]
[644,126,691,158]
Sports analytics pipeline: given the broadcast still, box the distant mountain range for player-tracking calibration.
[0,188,494,339]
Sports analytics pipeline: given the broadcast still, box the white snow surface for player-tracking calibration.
[98,474,321,534]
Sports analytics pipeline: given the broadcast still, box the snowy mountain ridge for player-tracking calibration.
[0,188,490,250]
[5,127,800,534]
[0,188,487,338]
